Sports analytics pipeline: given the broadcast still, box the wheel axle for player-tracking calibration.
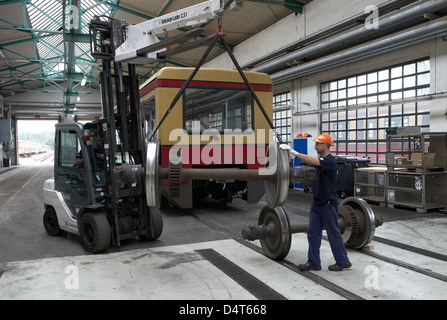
[160,142,316,207]
[241,197,383,260]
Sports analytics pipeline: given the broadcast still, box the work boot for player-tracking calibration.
[298,262,321,271]
[328,262,352,271]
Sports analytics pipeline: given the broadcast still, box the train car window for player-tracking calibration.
[141,96,156,140]
[184,88,253,133]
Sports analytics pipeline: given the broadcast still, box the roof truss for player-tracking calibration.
[0,0,304,116]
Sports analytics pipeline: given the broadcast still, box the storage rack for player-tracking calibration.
[384,132,447,213]
[354,166,387,205]
[386,170,447,213]
[385,132,447,172]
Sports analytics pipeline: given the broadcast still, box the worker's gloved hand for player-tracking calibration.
[280,144,299,158]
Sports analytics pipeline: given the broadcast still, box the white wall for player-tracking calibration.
[205,13,304,69]
[205,0,447,136]
[304,0,387,34]
[205,0,387,70]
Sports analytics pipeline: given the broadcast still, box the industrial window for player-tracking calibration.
[209,112,223,131]
[320,58,430,164]
[273,92,292,144]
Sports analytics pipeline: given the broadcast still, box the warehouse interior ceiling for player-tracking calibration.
[1,0,446,120]
[0,0,311,119]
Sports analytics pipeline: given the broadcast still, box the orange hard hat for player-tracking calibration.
[313,134,334,146]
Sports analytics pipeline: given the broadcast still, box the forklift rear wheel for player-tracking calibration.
[43,207,63,236]
[79,211,111,253]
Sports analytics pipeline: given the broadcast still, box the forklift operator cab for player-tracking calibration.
[54,122,106,210]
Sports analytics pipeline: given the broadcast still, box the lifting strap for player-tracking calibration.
[149,26,282,144]
[148,33,219,141]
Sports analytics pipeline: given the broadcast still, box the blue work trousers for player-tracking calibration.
[306,201,350,267]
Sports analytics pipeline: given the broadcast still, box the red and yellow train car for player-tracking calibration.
[139,67,273,208]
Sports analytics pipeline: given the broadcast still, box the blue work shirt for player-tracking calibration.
[311,154,338,206]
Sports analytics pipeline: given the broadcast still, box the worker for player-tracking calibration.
[76,136,104,168]
[280,134,351,271]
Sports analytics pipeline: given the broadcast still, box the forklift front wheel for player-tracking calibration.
[43,206,63,236]
[79,211,111,253]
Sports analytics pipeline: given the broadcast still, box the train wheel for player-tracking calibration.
[139,206,163,241]
[264,142,290,207]
[258,206,291,260]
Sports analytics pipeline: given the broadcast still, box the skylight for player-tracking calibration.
[26,0,116,82]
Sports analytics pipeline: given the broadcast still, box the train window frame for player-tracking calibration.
[141,95,156,141]
[182,86,254,134]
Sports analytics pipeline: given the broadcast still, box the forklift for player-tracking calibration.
[42,1,250,253]
[42,0,224,253]
[42,52,164,253]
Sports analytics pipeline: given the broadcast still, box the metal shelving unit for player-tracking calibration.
[385,132,447,213]
[354,166,387,205]
[385,132,447,172]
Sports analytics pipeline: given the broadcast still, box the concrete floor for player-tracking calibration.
[0,156,446,300]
